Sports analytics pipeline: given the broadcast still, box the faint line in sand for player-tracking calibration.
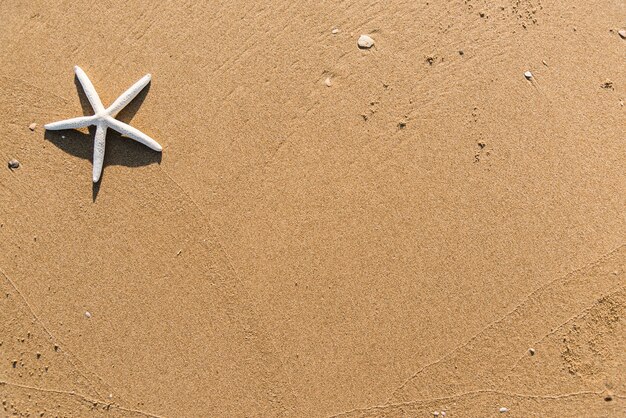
[388,243,625,401]
[0,380,163,418]
[157,167,299,414]
[503,283,626,380]
[0,266,124,407]
[329,388,615,418]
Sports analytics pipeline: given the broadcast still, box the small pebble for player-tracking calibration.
[433,413,439,417]
[619,29,626,39]
[441,412,446,417]
[357,34,375,49]
[85,311,92,318]
[8,159,19,170]
[331,28,340,34]
[524,71,533,80]
[529,348,536,355]
[324,77,332,87]
[28,123,37,131]
[499,407,509,413]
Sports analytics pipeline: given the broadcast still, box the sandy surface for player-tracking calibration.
[1,0,625,416]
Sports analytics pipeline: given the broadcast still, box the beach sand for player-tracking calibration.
[0,1,624,416]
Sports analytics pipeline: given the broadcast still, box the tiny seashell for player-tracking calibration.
[500,407,509,413]
[524,71,533,80]
[28,123,37,131]
[85,311,92,318]
[331,28,340,34]
[324,77,332,87]
[357,34,374,49]
[619,29,626,39]
[8,159,20,169]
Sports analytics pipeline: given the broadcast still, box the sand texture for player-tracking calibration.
[1,0,625,416]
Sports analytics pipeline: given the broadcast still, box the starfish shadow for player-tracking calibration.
[44,75,162,201]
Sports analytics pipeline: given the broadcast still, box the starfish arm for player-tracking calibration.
[44,115,95,130]
[92,124,107,183]
[74,66,105,113]
[105,74,151,117]
[106,117,162,152]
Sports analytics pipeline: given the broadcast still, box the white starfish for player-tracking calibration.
[45,66,162,182]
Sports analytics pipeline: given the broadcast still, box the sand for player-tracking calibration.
[0,1,624,417]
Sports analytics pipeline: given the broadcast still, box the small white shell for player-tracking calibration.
[85,311,92,318]
[524,71,533,80]
[619,29,626,39]
[324,77,332,87]
[499,407,509,413]
[358,34,375,49]
[331,28,340,34]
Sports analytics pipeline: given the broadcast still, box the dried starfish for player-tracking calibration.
[45,66,162,182]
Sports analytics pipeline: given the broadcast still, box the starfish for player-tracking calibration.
[45,66,162,182]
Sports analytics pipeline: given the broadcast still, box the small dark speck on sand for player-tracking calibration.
[601,80,614,90]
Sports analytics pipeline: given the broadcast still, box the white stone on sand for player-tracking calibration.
[358,34,374,48]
